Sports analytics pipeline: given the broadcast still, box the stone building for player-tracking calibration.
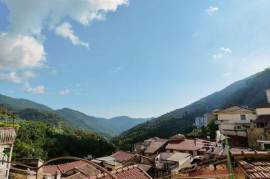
[0,127,16,179]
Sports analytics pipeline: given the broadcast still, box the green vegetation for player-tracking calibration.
[0,108,115,160]
[113,68,270,150]
[0,95,149,137]
[187,120,218,139]
[12,120,115,160]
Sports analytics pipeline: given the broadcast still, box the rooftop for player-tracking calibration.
[111,151,135,163]
[215,106,254,114]
[144,140,168,154]
[42,161,100,176]
[166,139,202,151]
[88,165,152,179]
[238,160,270,178]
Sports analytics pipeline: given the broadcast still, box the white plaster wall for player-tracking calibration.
[256,108,270,116]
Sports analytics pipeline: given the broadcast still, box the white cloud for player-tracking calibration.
[212,47,232,60]
[55,22,89,48]
[4,0,128,36]
[0,71,35,84]
[25,85,45,94]
[1,0,128,85]
[59,89,70,96]
[206,6,219,16]
[0,33,45,70]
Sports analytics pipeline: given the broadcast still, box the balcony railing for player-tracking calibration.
[0,128,16,145]
[221,129,247,137]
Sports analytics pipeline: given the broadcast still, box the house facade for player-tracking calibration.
[215,106,256,137]
[194,113,215,129]
[247,89,270,149]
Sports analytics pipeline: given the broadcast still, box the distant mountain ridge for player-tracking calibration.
[0,94,53,112]
[56,108,149,136]
[0,95,149,137]
[114,68,270,149]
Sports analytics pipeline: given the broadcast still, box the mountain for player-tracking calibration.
[56,108,149,136]
[113,68,270,149]
[0,94,149,137]
[0,94,53,112]
[109,116,151,133]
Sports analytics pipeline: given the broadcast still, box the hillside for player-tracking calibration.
[56,108,149,136]
[113,68,270,149]
[0,94,149,137]
[0,94,53,112]
[12,120,115,160]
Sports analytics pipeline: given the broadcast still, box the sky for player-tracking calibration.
[0,0,270,118]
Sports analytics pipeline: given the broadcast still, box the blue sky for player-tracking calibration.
[0,0,270,118]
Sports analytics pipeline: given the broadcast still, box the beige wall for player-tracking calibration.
[217,112,256,138]
[256,108,270,116]
[217,113,256,122]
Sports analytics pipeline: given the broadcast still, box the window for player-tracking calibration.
[240,114,246,120]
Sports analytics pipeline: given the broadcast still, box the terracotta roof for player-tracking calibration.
[215,106,254,114]
[42,161,99,176]
[238,160,270,178]
[88,165,152,179]
[144,140,168,154]
[111,151,135,163]
[166,139,202,151]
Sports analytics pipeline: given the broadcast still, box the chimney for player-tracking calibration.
[266,89,270,104]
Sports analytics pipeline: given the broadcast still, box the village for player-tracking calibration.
[0,89,269,178]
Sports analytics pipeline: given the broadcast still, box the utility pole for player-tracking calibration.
[225,137,234,179]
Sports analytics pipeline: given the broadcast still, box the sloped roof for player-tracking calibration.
[88,165,152,179]
[166,152,191,162]
[169,134,186,141]
[96,156,122,167]
[111,151,135,163]
[42,161,100,176]
[166,139,202,151]
[238,160,270,178]
[144,140,168,154]
[215,106,254,114]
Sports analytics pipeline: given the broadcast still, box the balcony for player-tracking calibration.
[0,128,16,145]
[221,129,247,137]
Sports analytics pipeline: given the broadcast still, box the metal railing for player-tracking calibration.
[0,128,16,145]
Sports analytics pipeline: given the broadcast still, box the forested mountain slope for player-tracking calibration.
[114,68,270,149]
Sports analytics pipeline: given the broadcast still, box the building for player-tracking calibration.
[247,89,270,149]
[10,159,43,179]
[94,156,122,171]
[111,151,135,164]
[41,160,101,179]
[134,137,168,157]
[194,113,215,129]
[0,127,16,179]
[155,152,193,173]
[88,165,153,179]
[165,135,202,156]
[215,106,257,147]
